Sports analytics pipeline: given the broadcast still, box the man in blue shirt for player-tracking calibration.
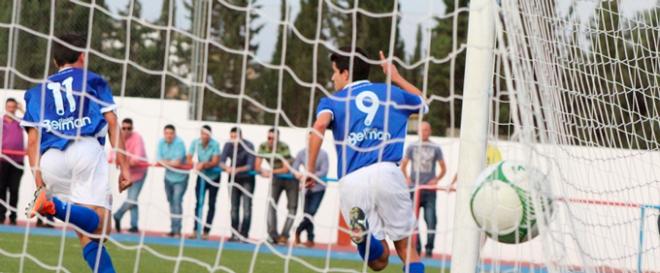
[187,125,221,239]
[306,47,427,273]
[157,124,188,237]
[24,33,132,273]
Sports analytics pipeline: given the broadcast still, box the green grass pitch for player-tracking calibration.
[0,233,439,273]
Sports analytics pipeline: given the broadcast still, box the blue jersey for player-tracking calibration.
[316,80,427,178]
[21,68,116,154]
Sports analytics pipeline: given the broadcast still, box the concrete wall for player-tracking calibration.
[2,90,658,271]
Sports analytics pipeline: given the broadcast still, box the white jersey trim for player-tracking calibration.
[343,80,370,90]
[19,120,37,128]
[317,109,334,120]
[100,104,117,113]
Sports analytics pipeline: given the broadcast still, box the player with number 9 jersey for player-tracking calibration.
[307,47,427,273]
[316,81,426,177]
[21,68,116,154]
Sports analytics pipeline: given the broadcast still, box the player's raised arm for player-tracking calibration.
[379,50,423,97]
[25,127,44,188]
[306,112,331,187]
[105,111,132,192]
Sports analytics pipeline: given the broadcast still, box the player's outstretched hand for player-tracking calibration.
[118,167,132,193]
[304,176,316,189]
[379,50,402,81]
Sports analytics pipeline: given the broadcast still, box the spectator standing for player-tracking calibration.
[113,118,149,233]
[256,128,296,245]
[157,124,188,237]
[400,121,446,257]
[0,98,24,225]
[292,147,329,247]
[187,125,221,239]
[220,127,256,241]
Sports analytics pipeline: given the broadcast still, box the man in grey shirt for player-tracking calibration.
[400,121,446,257]
[292,148,329,247]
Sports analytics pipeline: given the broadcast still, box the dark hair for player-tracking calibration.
[230,127,242,137]
[268,127,279,135]
[52,33,86,67]
[5,98,17,104]
[122,118,133,125]
[330,46,370,81]
[164,124,175,131]
[202,125,212,133]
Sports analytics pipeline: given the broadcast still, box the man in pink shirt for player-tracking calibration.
[0,98,24,225]
[113,118,148,233]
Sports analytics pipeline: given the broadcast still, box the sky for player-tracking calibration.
[105,0,445,62]
[105,0,657,62]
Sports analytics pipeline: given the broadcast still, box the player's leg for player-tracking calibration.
[410,191,422,255]
[76,205,115,273]
[393,238,423,272]
[36,139,117,272]
[28,148,100,234]
[375,163,424,273]
[70,139,117,273]
[339,166,389,270]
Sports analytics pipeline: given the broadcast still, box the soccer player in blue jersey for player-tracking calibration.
[306,47,427,273]
[22,33,131,273]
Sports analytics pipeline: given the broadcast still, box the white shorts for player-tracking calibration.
[40,138,112,209]
[339,162,415,241]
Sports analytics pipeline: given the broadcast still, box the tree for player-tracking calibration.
[257,0,333,127]
[199,0,262,122]
[332,0,406,83]
[426,0,469,135]
[560,1,660,149]
[0,0,121,91]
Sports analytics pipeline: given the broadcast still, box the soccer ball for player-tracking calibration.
[470,161,553,244]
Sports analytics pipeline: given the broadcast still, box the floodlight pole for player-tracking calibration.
[189,0,208,120]
[450,0,496,272]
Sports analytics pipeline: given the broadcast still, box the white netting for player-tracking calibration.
[0,0,658,273]
[487,0,660,272]
[0,0,454,273]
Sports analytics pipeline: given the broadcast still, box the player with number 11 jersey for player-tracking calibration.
[22,33,131,273]
[22,64,116,153]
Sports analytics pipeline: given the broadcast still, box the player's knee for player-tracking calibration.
[368,258,389,271]
[368,247,389,271]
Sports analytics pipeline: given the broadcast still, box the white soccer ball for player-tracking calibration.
[470,161,553,244]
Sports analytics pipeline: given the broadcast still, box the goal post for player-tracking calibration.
[450,0,496,272]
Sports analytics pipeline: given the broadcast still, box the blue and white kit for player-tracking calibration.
[22,68,116,209]
[316,80,427,240]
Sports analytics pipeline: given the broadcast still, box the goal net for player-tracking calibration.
[485,0,660,272]
[0,0,657,273]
